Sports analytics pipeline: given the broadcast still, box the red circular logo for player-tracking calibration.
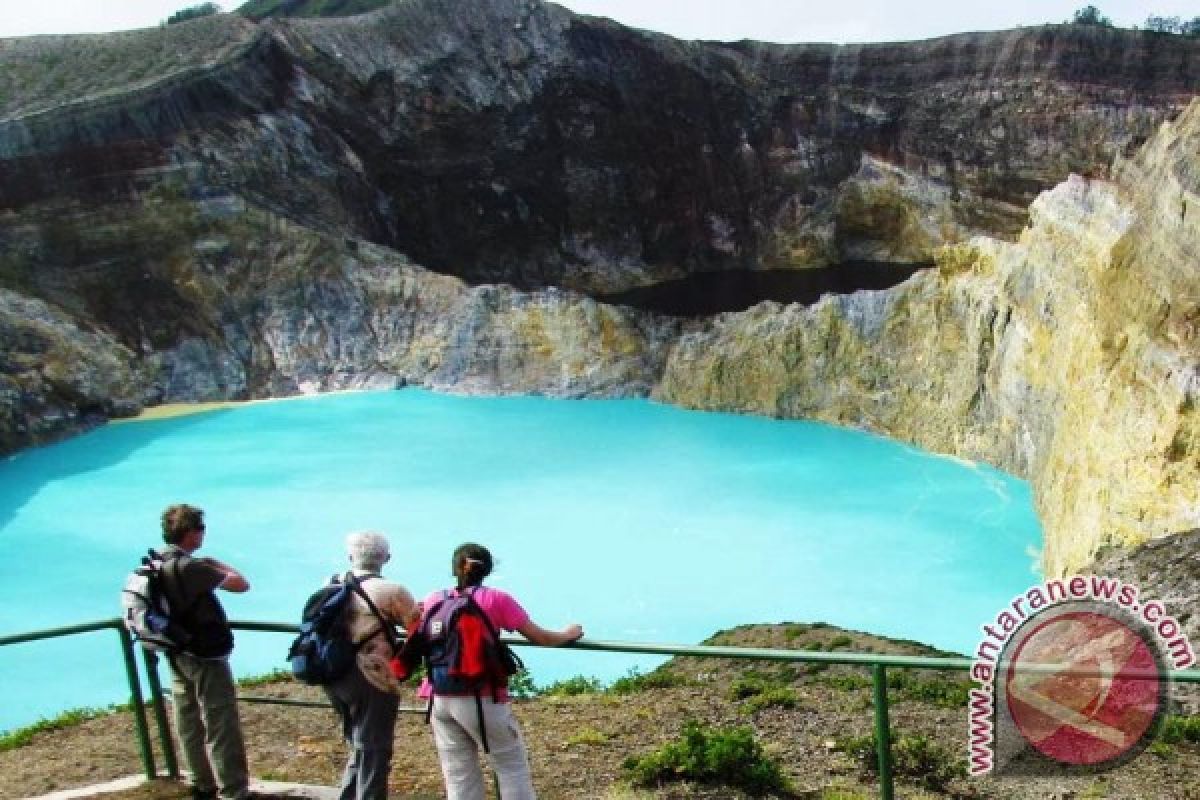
[1004,610,1164,766]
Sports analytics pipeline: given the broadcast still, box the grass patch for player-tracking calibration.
[541,675,603,697]
[1146,740,1176,760]
[886,671,972,708]
[818,789,870,800]
[0,706,115,751]
[237,668,293,688]
[817,672,872,692]
[835,730,965,792]
[565,726,613,747]
[608,668,695,695]
[729,669,801,713]
[742,687,800,714]
[623,720,793,797]
[729,671,781,700]
[1158,715,1200,745]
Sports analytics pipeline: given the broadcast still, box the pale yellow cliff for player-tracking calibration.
[659,98,1200,576]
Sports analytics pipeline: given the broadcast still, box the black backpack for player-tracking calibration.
[288,572,397,685]
[121,549,234,658]
[121,549,191,652]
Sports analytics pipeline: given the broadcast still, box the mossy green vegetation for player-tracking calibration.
[885,670,972,708]
[608,667,696,695]
[835,730,965,792]
[742,687,801,715]
[540,675,604,696]
[565,726,613,747]
[1158,714,1200,745]
[0,706,116,752]
[623,720,793,797]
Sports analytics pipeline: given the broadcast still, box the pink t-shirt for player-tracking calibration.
[416,585,530,701]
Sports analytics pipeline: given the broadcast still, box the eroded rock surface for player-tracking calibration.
[661,98,1200,578]
[0,1,1198,582]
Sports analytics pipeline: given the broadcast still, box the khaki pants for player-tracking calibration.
[168,653,249,800]
[431,695,535,800]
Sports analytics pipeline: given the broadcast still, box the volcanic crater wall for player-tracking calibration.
[1,0,1199,584]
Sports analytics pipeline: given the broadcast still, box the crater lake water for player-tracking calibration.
[0,389,1040,731]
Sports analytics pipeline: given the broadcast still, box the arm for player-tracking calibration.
[517,620,583,647]
[390,588,420,631]
[204,558,250,593]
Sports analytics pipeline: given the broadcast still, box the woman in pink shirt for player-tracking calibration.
[419,542,583,800]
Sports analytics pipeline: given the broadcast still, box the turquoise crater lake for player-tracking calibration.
[0,389,1040,731]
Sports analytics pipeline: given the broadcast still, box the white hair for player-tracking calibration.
[346,530,390,571]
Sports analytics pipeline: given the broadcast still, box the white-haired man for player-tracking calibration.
[325,531,418,800]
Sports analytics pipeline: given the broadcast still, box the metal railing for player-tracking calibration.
[2,618,1198,800]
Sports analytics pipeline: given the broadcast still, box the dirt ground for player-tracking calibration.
[4,624,1198,800]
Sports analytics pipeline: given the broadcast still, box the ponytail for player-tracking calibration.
[452,542,493,589]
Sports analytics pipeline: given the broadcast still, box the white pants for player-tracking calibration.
[431,695,536,800]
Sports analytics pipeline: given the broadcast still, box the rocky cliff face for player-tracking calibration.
[0,0,1198,583]
[661,97,1200,578]
[2,2,1196,290]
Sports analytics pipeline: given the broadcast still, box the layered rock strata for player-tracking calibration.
[661,98,1200,577]
[1,1,1199,584]
[2,1,1196,293]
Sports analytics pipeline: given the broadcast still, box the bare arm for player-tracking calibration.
[391,589,420,631]
[517,620,583,647]
[205,558,250,593]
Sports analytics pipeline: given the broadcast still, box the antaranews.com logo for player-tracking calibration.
[968,575,1196,776]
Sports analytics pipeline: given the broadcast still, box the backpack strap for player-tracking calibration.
[158,551,189,615]
[463,587,510,703]
[345,572,401,653]
[456,588,495,752]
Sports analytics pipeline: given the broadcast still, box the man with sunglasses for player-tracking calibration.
[159,503,251,800]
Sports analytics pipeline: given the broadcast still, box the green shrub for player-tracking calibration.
[608,668,694,695]
[1069,5,1112,26]
[742,688,800,714]
[883,671,971,708]
[836,730,965,792]
[818,672,872,692]
[729,672,777,701]
[542,675,603,696]
[508,667,537,699]
[1158,715,1200,745]
[166,2,221,25]
[829,635,853,650]
[623,720,793,796]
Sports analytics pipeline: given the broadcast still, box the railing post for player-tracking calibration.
[872,664,894,800]
[142,650,179,779]
[116,625,157,780]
